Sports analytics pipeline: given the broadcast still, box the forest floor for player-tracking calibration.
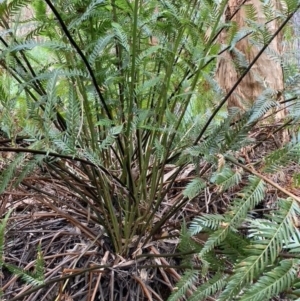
[1,129,299,301]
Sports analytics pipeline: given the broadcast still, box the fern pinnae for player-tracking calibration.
[4,263,44,286]
[0,209,12,266]
[199,226,230,257]
[45,71,59,117]
[68,0,106,30]
[6,0,28,16]
[211,166,243,192]
[238,259,298,301]
[112,22,130,53]
[0,153,25,194]
[33,243,45,283]
[66,85,81,151]
[167,269,199,301]
[183,177,206,200]
[219,199,299,301]
[89,33,114,65]
[187,274,227,301]
[189,214,226,236]
[14,155,44,187]
[247,97,278,125]
[263,141,300,173]
[227,176,265,228]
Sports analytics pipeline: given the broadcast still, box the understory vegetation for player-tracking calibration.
[1,0,300,300]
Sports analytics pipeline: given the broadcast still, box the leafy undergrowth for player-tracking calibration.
[2,127,300,301]
[1,0,300,300]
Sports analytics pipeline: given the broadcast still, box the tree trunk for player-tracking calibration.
[216,0,287,142]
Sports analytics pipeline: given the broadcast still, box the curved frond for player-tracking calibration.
[167,269,199,301]
[187,274,227,301]
[239,259,298,301]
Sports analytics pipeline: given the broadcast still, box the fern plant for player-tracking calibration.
[1,0,300,300]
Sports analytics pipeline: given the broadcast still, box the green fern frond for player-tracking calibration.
[219,231,250,260]
[33,244,45,282]
[44,71,59,122]
[227,176,265,228]
[239,259,298,301]
[183,177,206,200]
[179,221,201,255]
[244,4,258,22]
[221,117,253,152]
[7,0,28,16]
[136,45,163,66]
[262,1,275,23]
[211,166,243,192]
[284,227,300,253]
[282,0,299,14]
[66,86,81,151]
[0,153,25,194]
[247,97,278,125]
[14,155,44,186]
[99,124,123,150]
[3,40,72,54]
[0,209,12,266]
[189,214,226,235]
[167,269,199,301]
[4,263,44,286]
[187,273,227,301]
[31,0,47,20]
[229,28,253,51]
[68,0,106,29]
[285,278,300,300]
[263,142,300,173]
[89,33,114,65]
[112,22,130,53]
[199,226,230,257]
[136,77,162,96]
[219,199,300,301]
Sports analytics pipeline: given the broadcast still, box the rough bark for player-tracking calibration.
[216,0,285,117]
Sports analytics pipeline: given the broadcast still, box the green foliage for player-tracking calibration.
[0,210,45,294]
[1,0,300,300]
[0,0,232,256]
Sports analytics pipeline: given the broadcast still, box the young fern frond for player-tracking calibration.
[183,177,206,200]
[247,96,278,125]
[33,244,45,282]
[65,85,81,152]
[0,209,12,267]
[187,274,227,301]
[189,214,226,235]
[167,269,199,301]
[263,141,300,173]
[199,227,231,257]
[226,176,265,228]
[4,263,44,286]
[210,166,243,192]
[0,153,25,194]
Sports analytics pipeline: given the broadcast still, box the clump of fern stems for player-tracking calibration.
[0,0,230,256]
